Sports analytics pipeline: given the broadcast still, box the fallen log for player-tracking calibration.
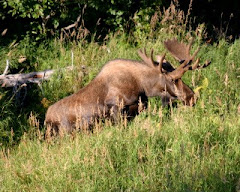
[0,67,73,87]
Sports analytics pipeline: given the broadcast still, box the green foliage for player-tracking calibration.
[0,0,168,41]
[1,0,69,40]
[0,30,240,190]
[1,0,240,43]
[0,107,240,191]
[0,2,240,190]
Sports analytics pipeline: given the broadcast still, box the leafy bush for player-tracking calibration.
[0,0,168,42]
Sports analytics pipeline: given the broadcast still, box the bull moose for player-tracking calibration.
[45,38,210,133]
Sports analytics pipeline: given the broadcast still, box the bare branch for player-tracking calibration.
[2,60,9,75]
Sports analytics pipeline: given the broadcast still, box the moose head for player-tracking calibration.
[138,38,211,106]
[45,38,211,133]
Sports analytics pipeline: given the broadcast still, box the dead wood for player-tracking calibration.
[0,66,73,88]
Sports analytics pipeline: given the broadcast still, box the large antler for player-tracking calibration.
[168,59,211,80]
[164,38,199,63]
[189,59,211,70]
[138,48,155,67]
[163,38,211,80]
[156,54,166,74]
[138,48,166,73]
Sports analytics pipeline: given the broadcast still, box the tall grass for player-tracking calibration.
[0,33,240,191]
[1,2,240,191]
[0,105,240,191]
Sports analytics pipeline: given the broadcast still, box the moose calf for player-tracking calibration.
[45,38,210,133]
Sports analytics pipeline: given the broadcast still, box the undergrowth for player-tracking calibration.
[0,1,240,191]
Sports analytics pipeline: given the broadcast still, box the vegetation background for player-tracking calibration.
[0,0,240,191]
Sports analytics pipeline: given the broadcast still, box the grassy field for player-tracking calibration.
[0,26,240,191]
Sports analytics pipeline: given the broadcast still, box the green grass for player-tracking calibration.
[0,31,240,191]
[0,108,240,191]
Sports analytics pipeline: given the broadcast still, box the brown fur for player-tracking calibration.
[45,39,210,133]
[45,59,194,132]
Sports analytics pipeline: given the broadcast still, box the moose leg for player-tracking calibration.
[106,103,121,123]
[138,93,148,112]
[125,95,148,119]
[105,95,125,123]
[44,118,72,138]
